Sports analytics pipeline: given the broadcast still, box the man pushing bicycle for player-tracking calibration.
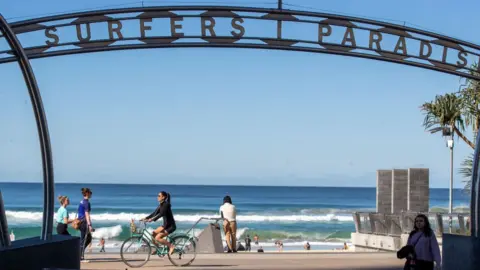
[141,191,176,255]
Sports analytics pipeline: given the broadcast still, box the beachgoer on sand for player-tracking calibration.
[244,235,252,252]
[397,214,441,270]
[99,238,106,252]
[56,195,73,235]
[253,234,259,245]
[141,191,176,256]
[304,242,311,250]
[275,240,283,252]
[78,188,95,263]
[220,195,237,253]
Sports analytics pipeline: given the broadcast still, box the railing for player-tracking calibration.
[352,211,471,236]
[184,217,224,239]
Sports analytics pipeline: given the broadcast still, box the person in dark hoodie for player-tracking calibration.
[141,191,176,255]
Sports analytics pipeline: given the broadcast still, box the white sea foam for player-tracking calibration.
[5,211,353,224]
[91,225,123,239]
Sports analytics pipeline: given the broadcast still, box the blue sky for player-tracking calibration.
[0,0,479,187]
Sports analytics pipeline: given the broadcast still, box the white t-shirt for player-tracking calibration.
[219,203,236,222]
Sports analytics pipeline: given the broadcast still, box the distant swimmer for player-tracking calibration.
[10,230,15,242]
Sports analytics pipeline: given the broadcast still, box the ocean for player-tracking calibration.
[0,183,470,252]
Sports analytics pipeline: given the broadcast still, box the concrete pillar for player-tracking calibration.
[376,170,392,213]
[407,168,429,212]
[195,223,224,253]
[391,169,408,213]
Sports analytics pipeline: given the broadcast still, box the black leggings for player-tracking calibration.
[405,260,434,270]
[56,223,70,235]
[80,221,92,259]
[416,260,434,270]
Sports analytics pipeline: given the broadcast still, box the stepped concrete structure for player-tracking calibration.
[353,168,443,253]
[407,168,429,212]
[391,169,409,213]
[376,168,429,214]
[376,170,392,213]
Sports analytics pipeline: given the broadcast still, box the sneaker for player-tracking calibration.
[81,259,90,263]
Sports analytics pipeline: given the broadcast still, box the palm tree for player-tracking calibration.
[457,63,480,193]
[459,153,473,193]
[420,93,472,147]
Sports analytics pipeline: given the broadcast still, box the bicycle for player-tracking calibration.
[120,220,197,268]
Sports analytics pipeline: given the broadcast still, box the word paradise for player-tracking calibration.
[43,15,480,70]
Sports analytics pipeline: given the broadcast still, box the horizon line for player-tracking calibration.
[0,181,465,190]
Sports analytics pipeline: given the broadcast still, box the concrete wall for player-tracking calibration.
[442,234,480,270]
[407,168,429,212]
[0,235,80,270]
[351,232,403,251]
[391,169,408,213]
[376,170,392,214]
[352,232,443,252]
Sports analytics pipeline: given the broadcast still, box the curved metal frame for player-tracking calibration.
[0,4,480,241]
[0,14,55,241]
[1,5,479,80]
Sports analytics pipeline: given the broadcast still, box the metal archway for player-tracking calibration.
[0,4,480,241]
[1,5,480,80]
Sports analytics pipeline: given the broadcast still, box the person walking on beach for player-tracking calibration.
[244,235,252,252]
[78,188,95,262]
[56,195,73,235]
[141,191,176,256]
[99,238,106,252]
[253,234,259,245]
[220,195,237,253]
[403,214,441,270]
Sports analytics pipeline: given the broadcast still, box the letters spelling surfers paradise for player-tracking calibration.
[44,15,480,70]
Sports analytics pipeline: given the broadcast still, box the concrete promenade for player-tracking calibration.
[81,252,404,270]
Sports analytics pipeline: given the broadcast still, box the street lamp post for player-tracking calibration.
[443,126,454,232]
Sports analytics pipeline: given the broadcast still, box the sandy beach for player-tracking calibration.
[80,252,404,269]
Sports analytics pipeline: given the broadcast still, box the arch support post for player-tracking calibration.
[0,14,55,241]
[471,129,480,237]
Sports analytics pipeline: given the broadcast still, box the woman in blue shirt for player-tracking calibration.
[56,195,72,235]
[78,188,95,262]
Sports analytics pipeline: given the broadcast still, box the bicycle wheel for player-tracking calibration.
[167,235,197,267]
[120,236,151,268]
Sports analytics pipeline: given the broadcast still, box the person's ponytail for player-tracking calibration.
[166,193,171,204]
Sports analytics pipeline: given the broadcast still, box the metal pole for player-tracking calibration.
[0,14,55,241]
[472,132,480,237]
[278,0,282,10]
[0,191,11,248]
[449,132,454,233]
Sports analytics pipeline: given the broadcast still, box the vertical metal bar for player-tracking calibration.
[278,0,282,10]
[449,135,454,233]
[0,14,55,241]
[0,191,11,247]
[471,126,480,238]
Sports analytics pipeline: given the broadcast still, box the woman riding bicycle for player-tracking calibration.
[141,191,176,255]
